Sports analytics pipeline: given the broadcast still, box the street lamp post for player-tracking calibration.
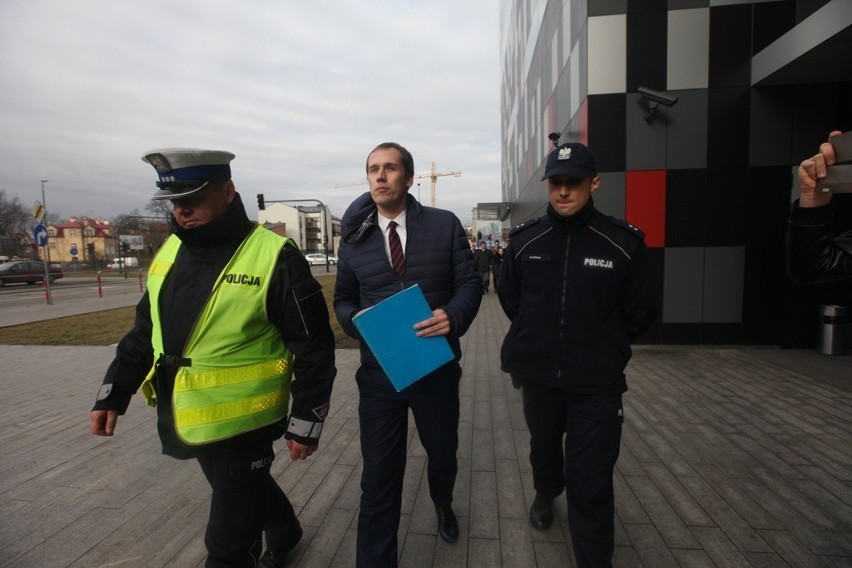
[40,180,52,305]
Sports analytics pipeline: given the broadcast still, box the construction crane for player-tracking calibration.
[335,161,461,207]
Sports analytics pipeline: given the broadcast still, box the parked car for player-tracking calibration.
[304,253,338,266]
[0,261,64,287]
[107,257,140,269]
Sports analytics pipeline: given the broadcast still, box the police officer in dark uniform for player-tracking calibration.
[498,141,658,568]
[89,148,336,568]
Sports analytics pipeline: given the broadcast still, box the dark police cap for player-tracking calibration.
[541,142,597,180]
[142,148,235,200]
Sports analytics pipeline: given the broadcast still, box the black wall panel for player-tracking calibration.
[588,94,627,172]
[708,87,750,168]
[709,4,752,88]
[665,169,707,247]
[626,9,667,92]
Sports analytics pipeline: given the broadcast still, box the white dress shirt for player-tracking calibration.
[377,211,407,265]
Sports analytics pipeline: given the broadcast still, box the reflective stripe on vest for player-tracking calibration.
[142,225,294,445]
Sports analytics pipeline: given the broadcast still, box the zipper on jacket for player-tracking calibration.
[557,235,570,379]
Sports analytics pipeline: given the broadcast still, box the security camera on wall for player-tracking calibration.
[638,86,678,122]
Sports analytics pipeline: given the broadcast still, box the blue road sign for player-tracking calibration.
[70,245,78,256]
[33,224,48,247]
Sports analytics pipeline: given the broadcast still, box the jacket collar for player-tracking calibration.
[173,192,253,247]
[342,192,422,243]
[546,197,596,232]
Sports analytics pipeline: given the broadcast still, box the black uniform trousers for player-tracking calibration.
[355,364,461,568]
[197,439,300,568]
[521,379,623,568]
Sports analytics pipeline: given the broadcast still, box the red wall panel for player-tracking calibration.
[626,170,666,248]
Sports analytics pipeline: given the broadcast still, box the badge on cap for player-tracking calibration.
[558,147,572,160]
[146,153,172,174]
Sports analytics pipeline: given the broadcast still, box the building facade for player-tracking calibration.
[45,218,114,265]
[500,0,852,346]
[259,202,340,256]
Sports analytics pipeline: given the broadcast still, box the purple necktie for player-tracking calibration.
[388,221,405,277]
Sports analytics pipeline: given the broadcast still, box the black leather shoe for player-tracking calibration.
[529,494,554,530]
[435,504,459,543]
[259,525,303,568]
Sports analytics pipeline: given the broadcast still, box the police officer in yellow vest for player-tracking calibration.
[89,148,337,568]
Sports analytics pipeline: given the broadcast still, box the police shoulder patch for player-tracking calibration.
[509,216,540,237]
[606,216,645,240]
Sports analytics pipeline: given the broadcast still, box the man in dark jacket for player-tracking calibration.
[89,148,336,568]
[474,240,494,292]
[498,141,658,568]
[787,130,852,283]
[334,142,482,567]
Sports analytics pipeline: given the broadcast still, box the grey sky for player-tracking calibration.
[0,1,500,225]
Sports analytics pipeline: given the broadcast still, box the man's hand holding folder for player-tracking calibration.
[353,285,455,391]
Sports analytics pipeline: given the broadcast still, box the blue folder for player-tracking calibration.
[353,284,455,391]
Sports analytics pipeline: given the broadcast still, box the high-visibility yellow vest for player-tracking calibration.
[140,225,294,445]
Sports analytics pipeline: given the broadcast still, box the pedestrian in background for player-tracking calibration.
[334,142,482,567]
[498,141,658,568]
[90,148,336,568]
[491,244,504,293]
[474,240,494,293]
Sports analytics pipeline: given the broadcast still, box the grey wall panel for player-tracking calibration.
[626,92,668,170]
[703,246,745,322]
[665,89,709,169]
[663,247,705,322]
[589,0,627,16]
[588,14,627,94]
[667,8,709,90]
[594,172,626,218]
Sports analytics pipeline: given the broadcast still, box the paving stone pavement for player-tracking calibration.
[1,292,850,567]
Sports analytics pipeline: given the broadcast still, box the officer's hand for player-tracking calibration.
[799,130,842,208]
[286,439,317,460]
[90,410,118,436]
[414,308,451,337]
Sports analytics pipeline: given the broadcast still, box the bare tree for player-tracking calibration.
[113,208,171,258]
[146,199,173,220]
[0,190,30,235]
[0,191,34,258]
[113,209,146,232]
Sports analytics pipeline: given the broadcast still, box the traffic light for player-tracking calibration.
[257,193,265,210]
[121,241,131,255]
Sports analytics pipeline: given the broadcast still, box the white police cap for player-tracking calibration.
[142,148,235,200]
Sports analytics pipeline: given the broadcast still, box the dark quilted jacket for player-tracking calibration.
[334,192,482,381]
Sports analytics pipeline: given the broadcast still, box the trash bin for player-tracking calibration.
[818,304,846,355]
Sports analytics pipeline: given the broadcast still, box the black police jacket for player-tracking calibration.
[498,200,658,394]
[93,194,336,459]
[786,201,852,284]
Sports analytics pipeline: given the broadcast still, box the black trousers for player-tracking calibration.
[197,439,299,568]
[521,380,623,568]
[355,365,461,568]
